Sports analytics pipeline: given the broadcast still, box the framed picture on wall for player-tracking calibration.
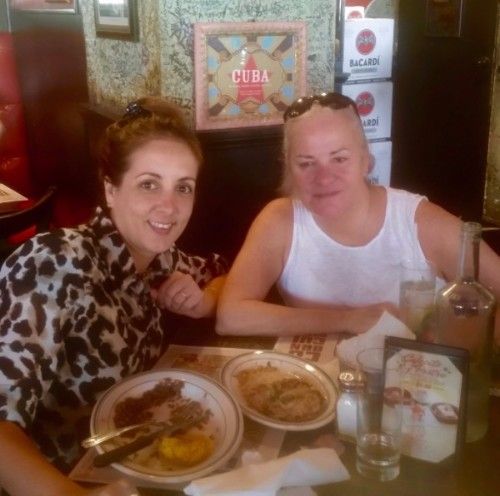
[9,0,78,13]
[194,21,307,130]
[94,0,137,41]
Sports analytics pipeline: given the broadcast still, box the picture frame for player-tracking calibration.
[425,0,464,38]
[94,0,137,41]
[384,336,469,465]
[194,21,307,130]
[9,0,78,13]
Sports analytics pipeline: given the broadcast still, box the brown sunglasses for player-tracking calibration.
[283,92,359,121]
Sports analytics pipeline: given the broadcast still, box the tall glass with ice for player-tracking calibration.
[356,348,402,481]
[399,260,436,335]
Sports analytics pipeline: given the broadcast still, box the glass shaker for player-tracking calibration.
[336,370,364,442]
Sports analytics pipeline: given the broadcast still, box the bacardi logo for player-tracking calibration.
[356,91,375,116]
[347,11,363,20]
[356,29,376,55]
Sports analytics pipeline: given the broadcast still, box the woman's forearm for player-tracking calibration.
[216,299,393,336]
[0,421,87,496]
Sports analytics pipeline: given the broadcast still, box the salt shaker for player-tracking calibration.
[336,370,364,442]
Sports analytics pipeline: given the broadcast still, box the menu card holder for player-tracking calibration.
[383,336,468,466]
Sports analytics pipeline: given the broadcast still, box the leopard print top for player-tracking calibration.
[0,207,226,472]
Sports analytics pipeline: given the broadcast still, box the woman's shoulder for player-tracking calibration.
[242,198,294,256]
[254,197,293,227]
[386,186,426,203]
[1,226,90,275]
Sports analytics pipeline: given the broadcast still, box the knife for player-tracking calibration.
[93,415,200,468]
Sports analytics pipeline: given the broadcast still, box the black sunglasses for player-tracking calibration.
[283,92,359,121]
[119,101,152,124]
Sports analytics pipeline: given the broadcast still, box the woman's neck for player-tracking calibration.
[313,184,386,246]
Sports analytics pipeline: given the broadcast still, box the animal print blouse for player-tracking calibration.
[0,207,226,472]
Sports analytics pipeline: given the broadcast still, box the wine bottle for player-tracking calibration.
[435,222,496,442]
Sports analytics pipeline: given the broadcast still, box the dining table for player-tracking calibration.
[84,315,500,496]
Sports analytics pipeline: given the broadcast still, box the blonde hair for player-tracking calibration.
[279,104,369,196]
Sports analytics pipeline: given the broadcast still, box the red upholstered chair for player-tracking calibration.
[0,32,34,199]
[0,31,56,261]
[0,186,56,265]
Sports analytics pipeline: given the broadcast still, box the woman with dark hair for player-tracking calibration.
[0,97,226,495]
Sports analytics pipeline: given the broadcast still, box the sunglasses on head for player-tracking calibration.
[283,92,359,121]
[118,101,152,126]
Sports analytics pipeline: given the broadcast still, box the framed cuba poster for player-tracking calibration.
[194,21,307,130]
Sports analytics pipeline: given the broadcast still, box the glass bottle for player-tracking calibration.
[435,222,496,442]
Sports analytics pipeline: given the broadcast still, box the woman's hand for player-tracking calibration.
[152,273,225,319]
[152,271,205,317]
[346,302,400,335]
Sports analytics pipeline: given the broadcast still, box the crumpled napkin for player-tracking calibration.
[183,448,350,496]
[336,311,415,369]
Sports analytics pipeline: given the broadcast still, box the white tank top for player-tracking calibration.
[277,187,430,307]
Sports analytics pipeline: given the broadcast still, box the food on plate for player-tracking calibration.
[123,429,215,471]
[106,377,215,472]
[430,402,459,424]
[235,363,326,422]
[113,378,184,427]
[158,433,214,467]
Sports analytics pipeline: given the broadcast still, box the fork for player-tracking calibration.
[83,402,200,449]
[92,410,202,468]
[82,420,166,449]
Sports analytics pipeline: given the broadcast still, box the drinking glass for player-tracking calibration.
[399,260,436,335]
[356,348,402,481]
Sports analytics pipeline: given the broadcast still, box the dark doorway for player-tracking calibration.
[392,0,497,221]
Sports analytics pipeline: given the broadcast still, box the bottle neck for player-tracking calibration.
[456,222,481,283]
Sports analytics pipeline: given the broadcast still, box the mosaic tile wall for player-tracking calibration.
[80,0,337,119]
[80,0,162,109]
[484,8,500,224]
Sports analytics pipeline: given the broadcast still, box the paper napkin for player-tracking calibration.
[336,311,415,369]
[183,447,350,496]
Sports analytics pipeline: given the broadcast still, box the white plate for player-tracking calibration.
[220,350,337,431]
[90,369,243,484]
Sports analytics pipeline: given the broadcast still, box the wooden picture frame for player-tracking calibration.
[94,0,137,41]
[384,336,468,465]
[194,21,307,130]
[9,0,78,13]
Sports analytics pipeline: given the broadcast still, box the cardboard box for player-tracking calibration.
[340,80,393,140]
[345,7,365,19]
[368,140,392,186]
[342,18,395,81]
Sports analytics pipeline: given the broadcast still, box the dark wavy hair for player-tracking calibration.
[99,97,202,193]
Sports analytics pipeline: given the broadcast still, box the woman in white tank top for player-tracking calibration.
[217,93,500,341]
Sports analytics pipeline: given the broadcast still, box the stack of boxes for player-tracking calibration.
[336,13,395,186]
